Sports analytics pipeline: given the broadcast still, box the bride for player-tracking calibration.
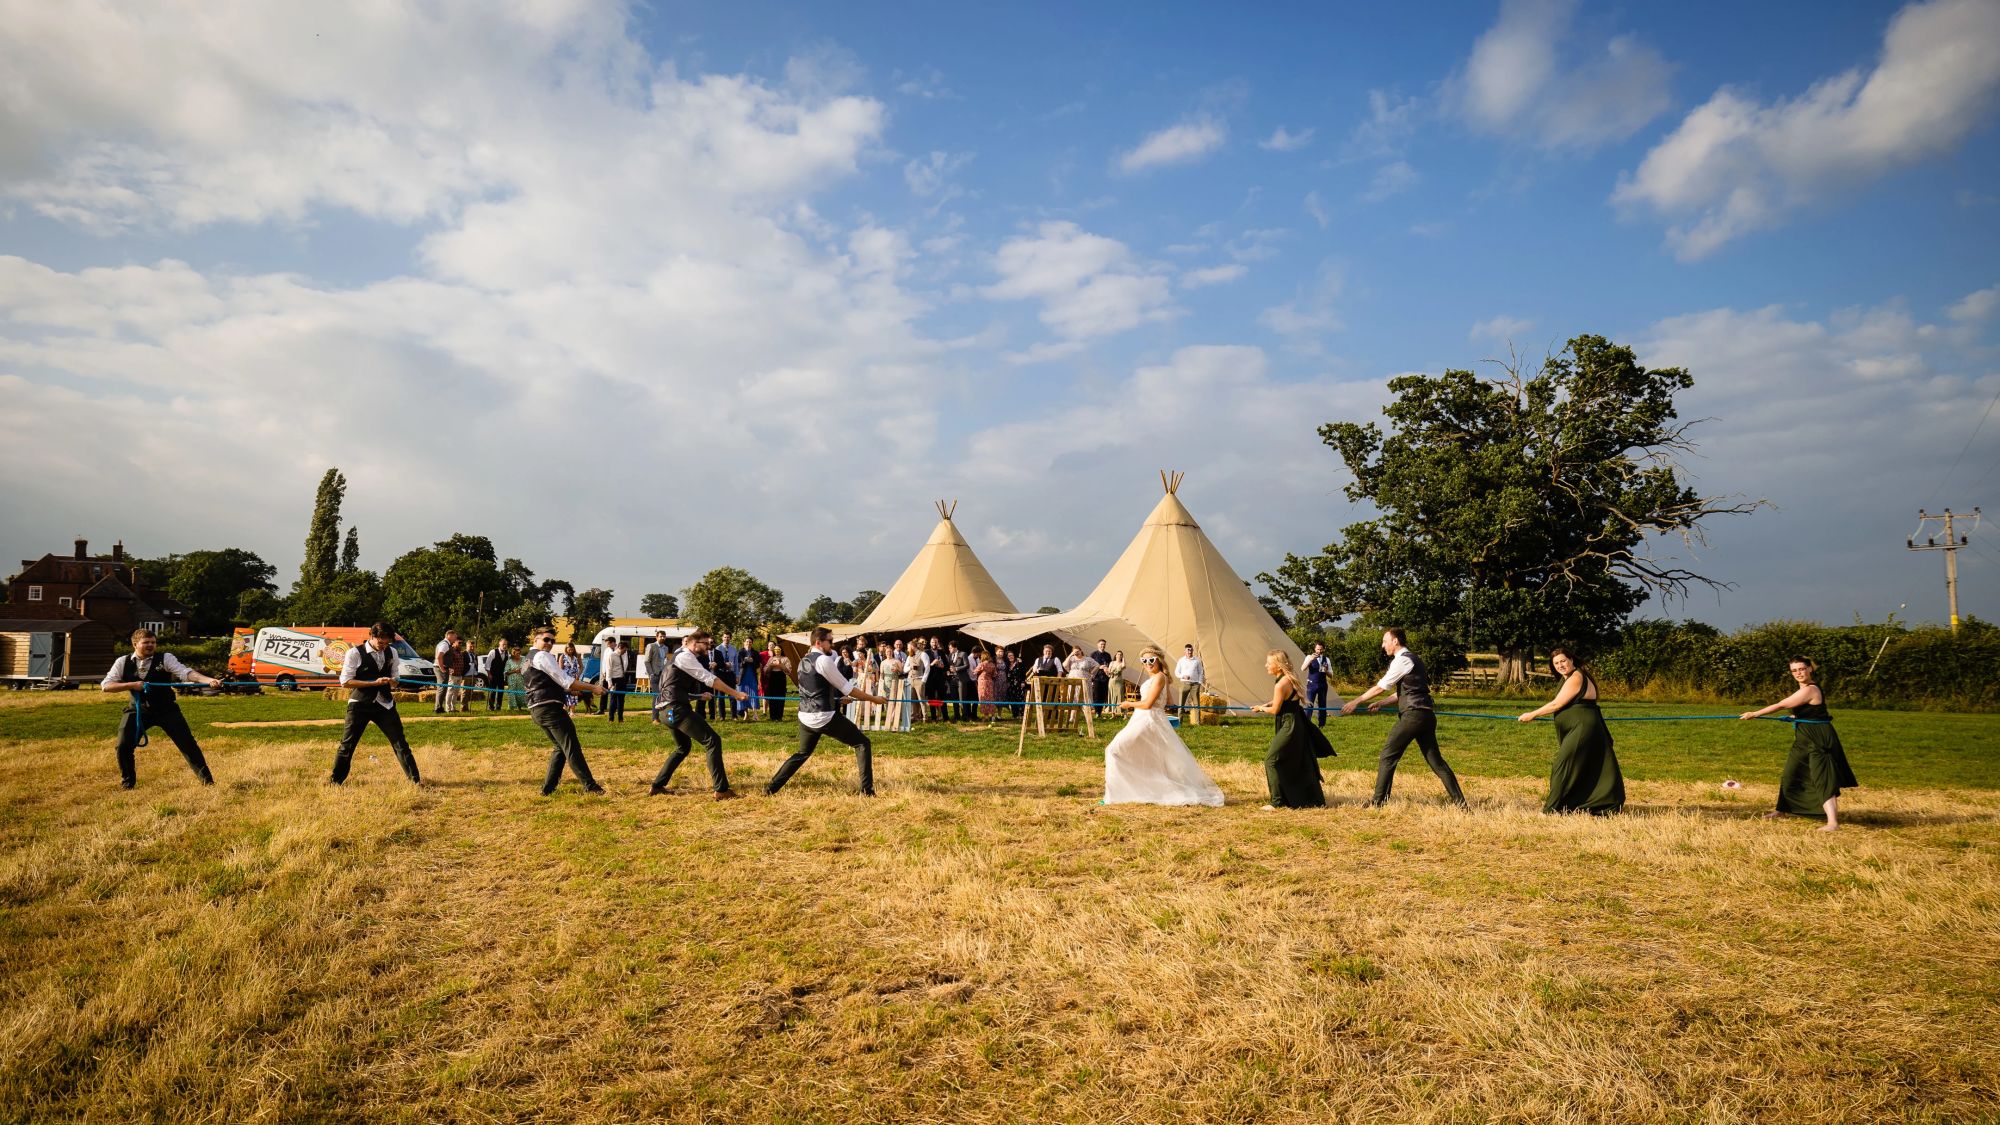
[1103,646,1225,807]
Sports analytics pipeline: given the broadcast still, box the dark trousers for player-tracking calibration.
[530,703,601,794]
[765,674,786,722]
[653,707,730,792]
[487,674,505,711]
[605,676,631,721]
[1090,677,1108,716]
[115,703,212,788]
[954,677,975,720]
[767,713,873,795]
[1307,681,1329,727]
[332,704,421,784]
[1370,709,1467,806]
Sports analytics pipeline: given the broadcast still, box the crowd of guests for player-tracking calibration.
[419,627,1231,728]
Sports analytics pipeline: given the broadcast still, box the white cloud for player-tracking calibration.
[1470,315,1534,341]
[1179,264,1247,289]
[1304,190,1330,230]
[1259,126,1314,152]
[1258,263,1344,348]
[1455,0,1673,149]
[1117,115,1227,173]
[1360,161,1421,203]
[1346,89,1423,160]
[1614,0,2000,259]
[983,221,1175,339]
[904,150,973,197]
[1949,283,2000,324]
[1638,299,1998,622]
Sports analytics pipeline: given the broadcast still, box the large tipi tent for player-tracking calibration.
[795,501,1030,642]
[963,473,1304,707]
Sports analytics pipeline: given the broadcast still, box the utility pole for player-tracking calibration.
[1908,508,1981,633]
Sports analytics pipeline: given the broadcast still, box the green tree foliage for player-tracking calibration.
[638,592,681,619]
[234,587,285,626]
[849,589,886,621]
[289,569,384,627]
[295,468,346,597]
[382,536,517,643]
[568,587,614,639]
[1262,336,1761,673]
[803,595,849,625]
[1036,606,1061,615]
[681,567,786,636]
[164,548,278,634]
[339,527,360,574]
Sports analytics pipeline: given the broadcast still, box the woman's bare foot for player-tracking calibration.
[1819,823,1838,832]
[1760,811,1785,820]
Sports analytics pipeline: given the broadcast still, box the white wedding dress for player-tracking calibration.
[1104,674,1225,806]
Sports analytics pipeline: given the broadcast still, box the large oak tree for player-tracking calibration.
[1261,335,1761,678]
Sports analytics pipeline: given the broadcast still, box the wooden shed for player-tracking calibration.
[0,604,117,685]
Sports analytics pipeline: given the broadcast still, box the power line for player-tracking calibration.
[1927,384,2000,505]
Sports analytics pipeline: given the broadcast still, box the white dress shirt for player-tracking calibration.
[1174,655,1204,684]
[907,648,930,680]
[339,641,401,710]
[799,651,854,730]
[1374,650,1415,693]
[102,652,197,688]
[672,647,722,689]
[600,647,628,684]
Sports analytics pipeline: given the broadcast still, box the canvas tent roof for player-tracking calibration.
[786,502,1033,645]
[963,473,1305,707]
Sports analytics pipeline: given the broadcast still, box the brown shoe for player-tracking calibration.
[714,789,741,801]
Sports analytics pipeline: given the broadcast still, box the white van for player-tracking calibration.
[592,624,697,688]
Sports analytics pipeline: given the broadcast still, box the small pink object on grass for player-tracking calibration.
[1722,779,1742,791]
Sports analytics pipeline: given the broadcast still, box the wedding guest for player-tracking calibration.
[1341,628,1468,809]
[974,648,1004,719]
[1517,645,1624,815]
[1740,656,1858,831]
[1173,643,1205,722]
[1249,650,1331,809]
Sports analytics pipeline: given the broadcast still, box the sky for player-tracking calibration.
[3,0,1999,631]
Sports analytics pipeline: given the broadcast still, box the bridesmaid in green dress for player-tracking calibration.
[1248,650,1331,809]
[1516,646,1625,814]
[1740,657,1858,831]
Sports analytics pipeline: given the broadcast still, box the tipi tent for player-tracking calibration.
[793,502,1030,642]
[963,473,1304,707]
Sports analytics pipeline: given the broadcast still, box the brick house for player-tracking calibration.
[6,538,191,637]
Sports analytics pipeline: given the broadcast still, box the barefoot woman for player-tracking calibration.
[1740,657,1857,831]
[1516,645,1624,814]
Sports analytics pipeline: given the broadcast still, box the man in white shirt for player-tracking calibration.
[1303,641,1334,728]
[599,637,631,723]
[432,629,458,713]
[524,626,610,795]
[767,626,889,797]
[1173,644,1205,720]
[101,626,222,788]
[1341,627,1467,808]
[332,621,423,786]
[650,628,748,799]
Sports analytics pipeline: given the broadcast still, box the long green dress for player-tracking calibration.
[1775,694,1858,817]
[1264,690,1330,808]
[1544,672,1624,814]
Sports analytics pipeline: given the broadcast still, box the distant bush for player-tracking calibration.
[113,635,235,678]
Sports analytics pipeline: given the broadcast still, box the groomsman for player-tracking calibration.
[947,641,973,720]
[1303,642,1333,727]
[1342,627,1468,808]
[101,627,222,788]
[1173,644,1205,718]
[650,629,748,799]
[432,628,458,712]
[524,626,609,795]
[599,637,630,723]
[766,626,887,796]
[331,621,423,785]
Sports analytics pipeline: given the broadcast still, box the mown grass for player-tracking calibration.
[1,692,1997,1122]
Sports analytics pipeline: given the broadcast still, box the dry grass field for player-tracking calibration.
[2,691,1997,1123]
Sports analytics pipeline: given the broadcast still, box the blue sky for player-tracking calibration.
[3,0,1998,631]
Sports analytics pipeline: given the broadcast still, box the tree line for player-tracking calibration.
[132,469,887,644]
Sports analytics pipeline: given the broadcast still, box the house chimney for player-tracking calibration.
[112,540,124,561]
[74,537,88,559]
